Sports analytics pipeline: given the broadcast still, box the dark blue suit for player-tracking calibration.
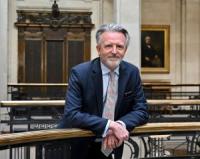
[59,57,148,159]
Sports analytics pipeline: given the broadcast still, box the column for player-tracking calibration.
[113,2,141,159]
[113,0,141,68]
[0,0,8,100]
[8,0,18,84]
[184,0,200,83]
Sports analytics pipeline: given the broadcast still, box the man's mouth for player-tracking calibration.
[108,57,119,60]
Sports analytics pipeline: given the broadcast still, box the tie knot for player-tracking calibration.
[109,71,115,80]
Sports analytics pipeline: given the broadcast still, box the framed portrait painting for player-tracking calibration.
[141,25,170,73]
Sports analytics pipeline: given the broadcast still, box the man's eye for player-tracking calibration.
[117,45,124,49]
[105,45,112,48]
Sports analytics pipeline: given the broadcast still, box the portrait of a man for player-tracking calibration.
[141,25,170,73]
[141,32,164,68]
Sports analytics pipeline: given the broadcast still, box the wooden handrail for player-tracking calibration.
[8,83,68,87]
[0,100,65,107]
[142,83,200,87]
[148,99,200,106]
[1,99,200,107]
[0,129,93,147]
[134,122,200,133]
[7,83,200,87]
[0,122,200,147]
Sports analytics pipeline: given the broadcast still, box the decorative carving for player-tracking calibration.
[16,11,92,28]
[16,1,93,30]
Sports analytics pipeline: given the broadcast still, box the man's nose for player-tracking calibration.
[111,45,117,54]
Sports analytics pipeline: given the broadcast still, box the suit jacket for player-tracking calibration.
[58,57,148,159]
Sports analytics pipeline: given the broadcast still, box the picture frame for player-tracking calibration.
[141,25,170,73]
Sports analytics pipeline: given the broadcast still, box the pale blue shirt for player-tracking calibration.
[101,62,119,103]
[100,63,126,137]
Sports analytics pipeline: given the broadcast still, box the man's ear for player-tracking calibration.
[124,47,127,53]
[96,45,100,55]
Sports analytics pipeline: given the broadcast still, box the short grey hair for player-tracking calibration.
[96,23,130,48]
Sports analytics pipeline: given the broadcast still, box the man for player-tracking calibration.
[58,24,148,159]
[142,35,161,67]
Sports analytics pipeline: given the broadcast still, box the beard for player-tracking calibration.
[103,57,121,70]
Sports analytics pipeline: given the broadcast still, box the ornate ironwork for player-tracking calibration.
[124,138,139,158]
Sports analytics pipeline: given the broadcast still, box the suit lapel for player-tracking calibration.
[91,58,104,115]
[115,61,128,118]
[91,59,128,118]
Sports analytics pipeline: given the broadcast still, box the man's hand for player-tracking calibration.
[102,133,119,149]
[108,121,129,147]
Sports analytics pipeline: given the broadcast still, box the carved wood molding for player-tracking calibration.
[15,10,94,29]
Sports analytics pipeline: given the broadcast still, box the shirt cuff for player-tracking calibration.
[116,120,126,129]
[102,120,111,138]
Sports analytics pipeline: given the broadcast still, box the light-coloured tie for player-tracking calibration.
[101,71,118,157]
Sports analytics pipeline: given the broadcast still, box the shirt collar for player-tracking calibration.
[100,62,119,76]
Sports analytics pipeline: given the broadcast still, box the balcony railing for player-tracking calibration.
[1,99,200,132]
[7,83,200,100]
[1,99,200,158]
[0,123,200,158]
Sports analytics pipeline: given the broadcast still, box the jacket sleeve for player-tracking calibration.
[58,68,108,136]
[118,67,149,131]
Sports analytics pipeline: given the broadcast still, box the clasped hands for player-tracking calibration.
[102,121,129,150]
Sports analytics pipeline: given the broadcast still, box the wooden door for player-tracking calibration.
[16,10,93,99]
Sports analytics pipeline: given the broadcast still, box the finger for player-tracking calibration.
[119,129,129,141]
[113,137,119,148]
[125,132,129,140]
[103,138,108,149]
[116,138,123,147]
[107,135,117,149]
[111,136,118,149]
[107,136,113,149]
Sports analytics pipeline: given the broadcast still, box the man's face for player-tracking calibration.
[96,32,127,71]
[145,36,151,45]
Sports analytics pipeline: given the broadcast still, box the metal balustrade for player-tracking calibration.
[1,100,200,158]
[1,99,200,133]
[0,123,200,158]
[7,83,200,100]
[142,83,200,100]
[4,83,200,159]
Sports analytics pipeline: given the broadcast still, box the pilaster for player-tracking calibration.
[0,0,8,100]
[114,0,141,68]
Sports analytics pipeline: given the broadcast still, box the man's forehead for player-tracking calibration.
[103,40,125,45]
[100,32,126,42]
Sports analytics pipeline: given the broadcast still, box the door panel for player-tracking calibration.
[25,40,42,83]
[67,40,84,74]
[46,40,64,83]
[16,11,93,99]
